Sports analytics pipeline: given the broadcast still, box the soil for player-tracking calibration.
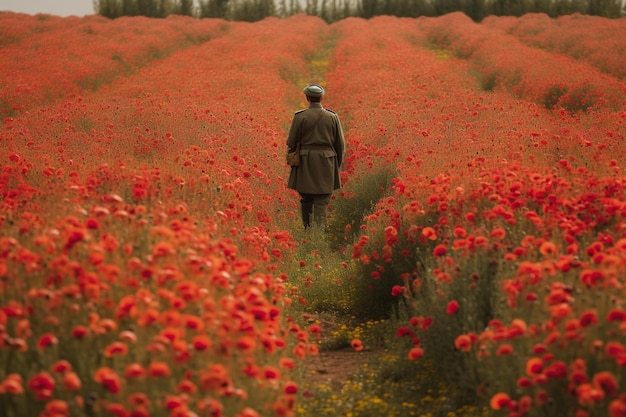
[303,346,388,390]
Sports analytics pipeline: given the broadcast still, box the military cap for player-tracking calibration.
[303,84,325,98]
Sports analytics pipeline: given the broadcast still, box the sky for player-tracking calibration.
[0,0,95,16]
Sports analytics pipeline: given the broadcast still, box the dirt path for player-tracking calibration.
[303,346,388,389]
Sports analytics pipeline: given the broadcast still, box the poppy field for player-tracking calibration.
[1,10,626,417]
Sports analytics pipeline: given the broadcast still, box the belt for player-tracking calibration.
[300,145,334,150]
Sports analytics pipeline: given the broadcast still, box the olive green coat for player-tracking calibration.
[286,103,345,194]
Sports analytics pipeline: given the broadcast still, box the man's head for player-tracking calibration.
[303,84,324,102]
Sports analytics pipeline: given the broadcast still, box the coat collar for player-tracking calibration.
[308,103,323,109]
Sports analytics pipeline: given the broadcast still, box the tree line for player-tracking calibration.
[93,0,624,22]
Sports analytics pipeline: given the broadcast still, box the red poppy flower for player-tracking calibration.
[490,392,511,410]
[408,346,424,360]
[526,357,543,376]
[62,372,81,392]
[1,374,24,394]
[422,227,437,240]
[433,244,447,257]
[45,400,69,416]
[94,367,121,394]
[579,310,598,327]
[148,361,171,377]
[454,335,472,352]
[104,342,128,357]
[351,339,363,352]
[592,371,618,397]
[263,366,280,380]
[192,334,212,351]
[284,381,299,394]
[607,309,626,322]
[51,360,72,373]
[446,300,459,315]
[609,397,626,417]
[123,363,146,379]
[496,344,514,356]
[27,372,55,394]
[37,333,58,349]
[391,285,405,296]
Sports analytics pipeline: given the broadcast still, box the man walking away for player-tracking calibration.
[286,84,345,229]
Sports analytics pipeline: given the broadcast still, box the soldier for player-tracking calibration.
[286,84,346,229]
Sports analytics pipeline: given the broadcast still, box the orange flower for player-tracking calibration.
[576,383,605,406]
[62,372,82,392]
[104,342,128,357]
[408,346,424,360]
[539,241,557,256]
[192,334,212,351]
[182,314,204,331]
[164,395,185,410]
[496,344,514,356]
[94,367,121,394]
[45,400,70,416]
[148,361,171,377]
[236,336,256,351]
[237,407,260,417]
[177,379,197,394]
[580,269,604,287]
[489,227,506,239]
[198,398,224,417]
[118,330,137,343]
[421,227,437,240]
[454,334,472,352]
[199,364,231,391]
[1,374,24,394]
[271,359,292,373]
[526,357,543,376]
[490,392,511,410]
[453,226,467,237]
[609,397,626,417]
[351,339,363,352]
[124,363,145,379]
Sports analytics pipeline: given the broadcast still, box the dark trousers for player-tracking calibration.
[299,193,332,229]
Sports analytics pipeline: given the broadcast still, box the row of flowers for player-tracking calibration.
[418,12,626,112]
[482,13,626,80]
[0,12,229,116]
[326,15,626,417]
[1,14,328,417]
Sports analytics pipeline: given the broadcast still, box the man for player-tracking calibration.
[287,84,345,229]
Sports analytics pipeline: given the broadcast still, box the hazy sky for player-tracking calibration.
[0,0,95,16]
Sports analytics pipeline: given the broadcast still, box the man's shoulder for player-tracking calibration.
[324,108,337,114]
[294,109,306,115]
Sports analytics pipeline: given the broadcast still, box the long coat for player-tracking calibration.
[286,102,345,194]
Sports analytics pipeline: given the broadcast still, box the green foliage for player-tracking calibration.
[327,166,396,248]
